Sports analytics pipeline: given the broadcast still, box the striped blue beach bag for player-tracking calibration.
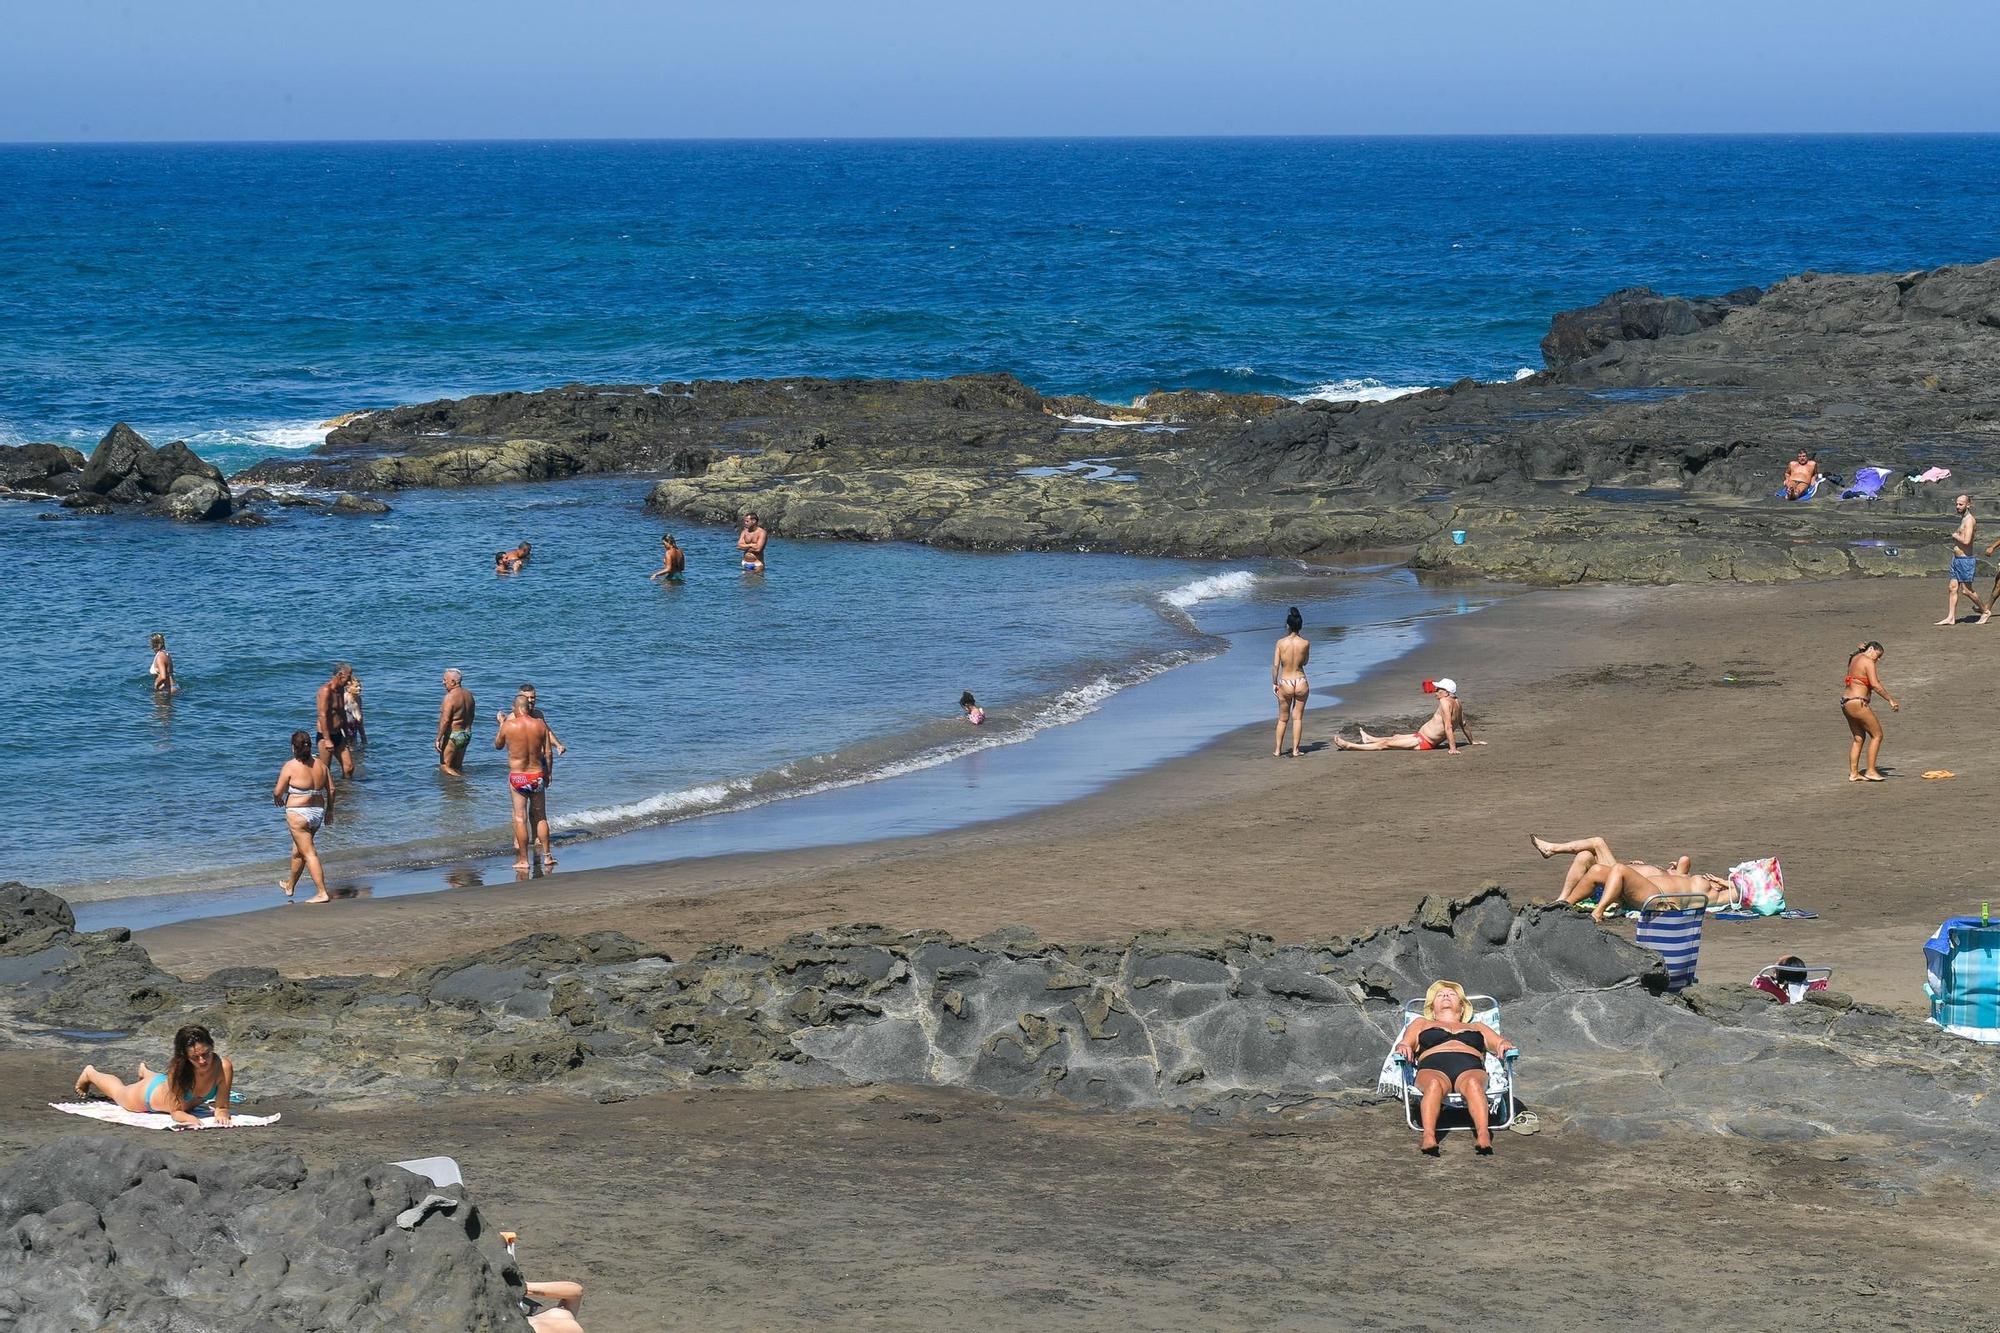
[1634,893,1707,992]
[1925,917,2000,1043]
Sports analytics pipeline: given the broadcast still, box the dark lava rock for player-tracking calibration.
[65,425,234,521]
[0,443,86,498]
[328,492,391,515]
[9,880,2000,1188]
[1540,285,1761,368]
[0,1136,531,1332]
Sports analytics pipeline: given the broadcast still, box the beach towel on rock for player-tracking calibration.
[49,1101,281,1130]
[1726,857,1785,915]
[1840,467,1893,500]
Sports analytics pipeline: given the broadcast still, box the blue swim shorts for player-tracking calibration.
[1952,555,1978,583]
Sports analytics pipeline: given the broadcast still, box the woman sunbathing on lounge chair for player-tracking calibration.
[1531,834,1736,921]
[1392,981,1516,1157]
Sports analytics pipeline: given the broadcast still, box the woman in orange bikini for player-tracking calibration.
[1841,640,1898,782]
[1271,606,1311,758]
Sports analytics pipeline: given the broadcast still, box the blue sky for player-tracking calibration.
[5,1,1996,141]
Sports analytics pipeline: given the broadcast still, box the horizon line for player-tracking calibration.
[4,130,2000,148]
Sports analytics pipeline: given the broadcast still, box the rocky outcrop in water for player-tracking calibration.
[8,882,2000,1184]
[0,444,87,499]
[38,424,237,521]
[216,258,2000,583]
[0,1136,531,1332]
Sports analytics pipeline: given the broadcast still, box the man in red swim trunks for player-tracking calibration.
[494,691,556,870]
[1332,677,1485,755]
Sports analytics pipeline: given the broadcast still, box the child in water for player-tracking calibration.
[960,691,985,726]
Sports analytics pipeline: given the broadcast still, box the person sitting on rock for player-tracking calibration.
[1781,449,1821,500]
[1332,678,1482,754]
[1392,981,1516,1156]
[72,1023,234,1127]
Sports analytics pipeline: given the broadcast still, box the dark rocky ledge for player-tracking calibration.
[186,260,2000,580]
[6,882,1997,1186]
[0,1135,531,1331]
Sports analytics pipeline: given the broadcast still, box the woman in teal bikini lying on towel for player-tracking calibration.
[73,1024,233,1127]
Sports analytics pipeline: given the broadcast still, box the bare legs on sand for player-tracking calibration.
[1842,699,1886,782]
[1273,685,1307,758]
[1938,579,1990,626]
[282,814,330,904]
[510,787,554,870]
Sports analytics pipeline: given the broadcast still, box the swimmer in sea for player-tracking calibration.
[1332,678,1483,755]
[737,512,768,572]
[496,541,532,575]
[74,1023,233,1128]
[960,691,985,725]
[315,662,358,780]
[1271,605,1310,758]
[649,534,686,582]
[148,632,178,694]
[495,691,556,869]
[274,728,334,902]
[343,673,367,747]
[435,668,477,776]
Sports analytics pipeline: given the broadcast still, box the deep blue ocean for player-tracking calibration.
[5,136,1999,900]
[6,137,1999,469]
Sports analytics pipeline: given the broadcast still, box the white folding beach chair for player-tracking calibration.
[1379,995,1519,1131]
[1752,961,1832,1004]
[1634,892,1707,992]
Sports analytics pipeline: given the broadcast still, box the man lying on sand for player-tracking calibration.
[1532,833,1735,922]
[1332,678,1482,754]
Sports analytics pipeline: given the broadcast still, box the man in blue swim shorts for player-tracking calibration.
[1939,494,1991,626]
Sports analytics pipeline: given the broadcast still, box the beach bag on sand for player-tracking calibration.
[1727,857,1786,915]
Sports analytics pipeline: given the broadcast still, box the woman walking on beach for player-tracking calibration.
[1841,640,1898,782]
[73,1023,233,1127]
[273,728,335,902]
[1272,606,1310,758]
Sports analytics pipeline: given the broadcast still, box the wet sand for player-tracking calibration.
[20,574,2000,1330]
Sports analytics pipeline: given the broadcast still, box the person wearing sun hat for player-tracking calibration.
[1331,675,1484,754]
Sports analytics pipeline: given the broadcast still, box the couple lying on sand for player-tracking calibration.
[1532,833,1757,921]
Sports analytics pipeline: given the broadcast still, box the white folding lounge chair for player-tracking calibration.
[1634,892,1707,992]
[1379,995,1519,1131]
[1752,961,1832,1004]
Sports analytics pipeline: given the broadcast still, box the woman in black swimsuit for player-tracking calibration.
[1393,980,1516,1156]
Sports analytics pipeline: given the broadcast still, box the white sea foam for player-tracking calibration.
[547,652,1208,839]
[553,780,748,831]
[184,421,330,451]
[1292,377,1433,405]
[1160,569,1258,609]
[1058,413,1154,427]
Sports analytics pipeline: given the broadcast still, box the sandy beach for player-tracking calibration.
[137,574,1980,1012]
[8,572,1998,1329]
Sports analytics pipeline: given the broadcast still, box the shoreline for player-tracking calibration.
[70,565,1500,932]
[130,572,1991,1024]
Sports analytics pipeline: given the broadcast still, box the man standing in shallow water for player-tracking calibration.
[495,691,555,870]
[435,669,476,776]
[1939,494,1990,626]
[737,512,768,572]
[315,663,357,781]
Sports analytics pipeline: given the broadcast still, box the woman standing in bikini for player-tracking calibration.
[1841,640,1898,782]
[73,1023,233,1127]
[273,728,335,902]
[1272,606,1311,758]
